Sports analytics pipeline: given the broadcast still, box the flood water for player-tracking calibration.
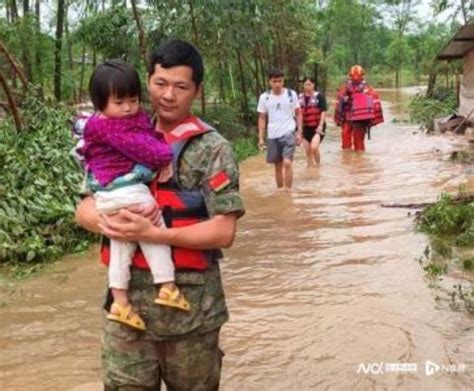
[0,88,473,390]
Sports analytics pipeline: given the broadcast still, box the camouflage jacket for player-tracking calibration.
[108,125,245,339]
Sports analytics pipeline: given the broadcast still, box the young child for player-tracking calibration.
[75,59,190,331]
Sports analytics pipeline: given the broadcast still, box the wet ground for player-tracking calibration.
[0,88,473,390]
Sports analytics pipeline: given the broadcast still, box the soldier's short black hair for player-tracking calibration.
[268,67,284,79]
[89,59,142,111]
[148,39,204,87]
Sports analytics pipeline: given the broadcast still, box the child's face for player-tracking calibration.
[102,95,140,118]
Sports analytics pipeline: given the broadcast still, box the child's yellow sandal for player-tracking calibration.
[107,302,146,331]
[155,287,191,311]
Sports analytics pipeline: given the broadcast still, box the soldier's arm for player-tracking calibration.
[100,211,237,249]
[98,135,244,249]
[75,196,162,233]
[75,196,102,233]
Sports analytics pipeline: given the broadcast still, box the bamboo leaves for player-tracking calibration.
[0,94,95,265]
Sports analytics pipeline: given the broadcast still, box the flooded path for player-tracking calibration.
[1,88,473,390]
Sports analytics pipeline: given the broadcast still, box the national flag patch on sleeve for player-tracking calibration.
[208,170,231,192]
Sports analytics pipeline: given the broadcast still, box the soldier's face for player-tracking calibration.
[148,64,200,130]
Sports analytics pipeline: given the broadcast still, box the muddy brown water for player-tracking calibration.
[1,88,473,390]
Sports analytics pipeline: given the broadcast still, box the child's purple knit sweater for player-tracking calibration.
[81,110,172,187]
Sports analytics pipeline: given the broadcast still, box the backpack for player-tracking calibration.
[265,88,295,103]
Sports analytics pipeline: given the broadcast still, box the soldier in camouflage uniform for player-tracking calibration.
[76,39,245,390]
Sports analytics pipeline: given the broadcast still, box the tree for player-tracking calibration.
[431,0,473,25]
[383,0,419,86]
[130,0,148,68]
[54,0,65,100]
[387,36,413,86]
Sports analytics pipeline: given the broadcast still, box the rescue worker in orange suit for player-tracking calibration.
[334,65,384,151]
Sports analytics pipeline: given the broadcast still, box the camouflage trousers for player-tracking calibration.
[103,327,223,390]
[102,265,228,390]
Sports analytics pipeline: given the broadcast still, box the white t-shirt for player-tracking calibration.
[257,88,300,139]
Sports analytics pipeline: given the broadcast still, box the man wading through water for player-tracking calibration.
[75,39,245,390]
[257,68,303,190]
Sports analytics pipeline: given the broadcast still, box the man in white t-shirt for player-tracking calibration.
[257,68,303,190]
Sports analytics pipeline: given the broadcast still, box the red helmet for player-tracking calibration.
[349,65,364,81]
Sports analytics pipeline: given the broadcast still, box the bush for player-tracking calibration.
[196,103,259,161]
[0,94,94,265]
[231,133,259,162]
[408,87,457,131]
[416,194,474,246]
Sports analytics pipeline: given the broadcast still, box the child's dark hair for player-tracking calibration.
[89,59,142,111]
[268,67,284,79]
[148,39,204,87]
[303,77,315,84]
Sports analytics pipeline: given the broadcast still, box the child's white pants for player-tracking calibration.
[95,184,175,289]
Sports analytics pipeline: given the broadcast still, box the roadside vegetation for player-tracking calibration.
[407,87,458,131]
[416,194,474,312]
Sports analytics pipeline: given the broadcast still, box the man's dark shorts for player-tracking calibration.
[266,131,296,163]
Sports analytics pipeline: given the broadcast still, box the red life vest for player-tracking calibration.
[334,80,384,127]
[346,81,375,122]
[299,92,323,128]
[100,116,222,271]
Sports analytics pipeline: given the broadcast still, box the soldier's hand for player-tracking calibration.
[99,209,157,242]
[258,139,266,152]
[157,163,173,183]
[127,203,163,226]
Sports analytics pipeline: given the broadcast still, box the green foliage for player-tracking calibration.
[74,7,140,61]
[231,134,259,162]
[0,94,94,265]
[416,194,474,246]
[456,225,474,247]
[196,103,259,162]
[462,258,474,270]
[198,104,249,138]
[0,1,461,110]
[423,262,447,278]
[386,36,413,71]
[408,88,457,130]
[0,15,54,86]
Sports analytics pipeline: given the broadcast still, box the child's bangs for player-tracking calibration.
[109,69,141,100]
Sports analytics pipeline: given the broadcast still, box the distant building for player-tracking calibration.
[437,21,474,124]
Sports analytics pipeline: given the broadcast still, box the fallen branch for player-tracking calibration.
[0,40,28,88]
[0,73,22,131]
[381,194,474,208]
